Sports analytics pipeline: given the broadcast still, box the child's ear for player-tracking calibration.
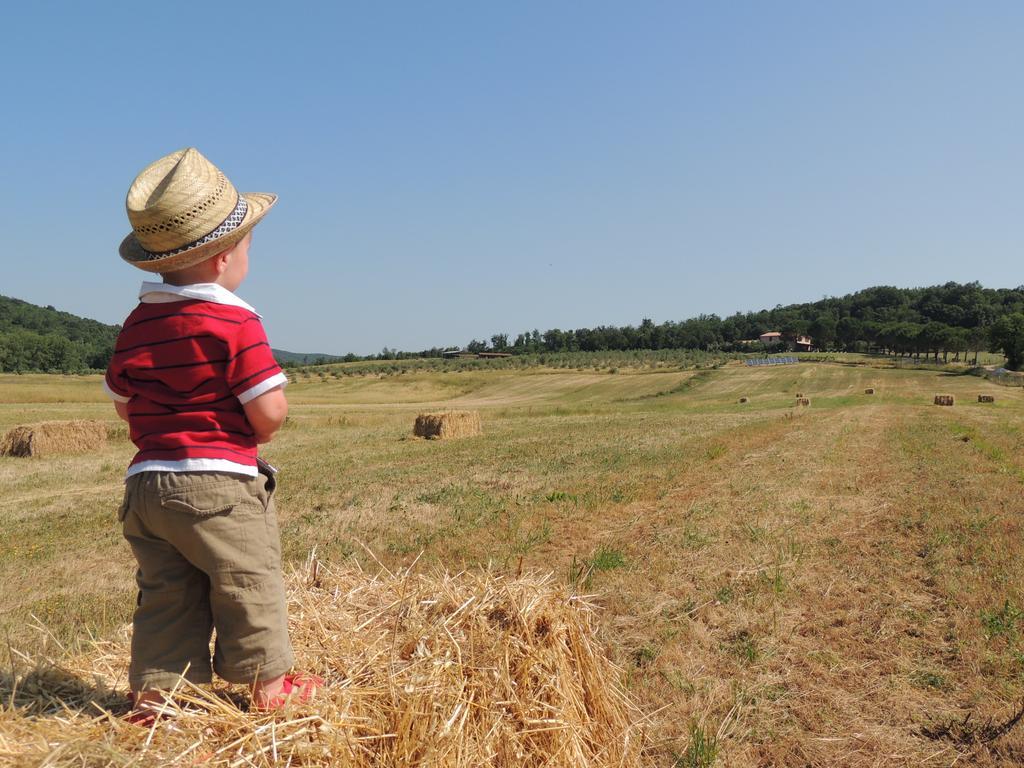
[213,249,231,275]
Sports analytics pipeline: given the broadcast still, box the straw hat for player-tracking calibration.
[119,148,277,273]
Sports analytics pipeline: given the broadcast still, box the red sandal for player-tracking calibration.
[123,692,162,727]
[124,709,158,727]
[253,672,324,711]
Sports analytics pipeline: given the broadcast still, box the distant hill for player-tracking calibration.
[0,295,119,341]
[0,295,119,372]
[271,349,344,365]
[0,295,340,372]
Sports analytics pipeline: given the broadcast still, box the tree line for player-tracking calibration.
[462,282,1024,369]
[5,282,1024,373]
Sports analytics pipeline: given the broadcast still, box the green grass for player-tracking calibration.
[589,545,627,571]
[674,722,719,767]
[982,600,1024,643]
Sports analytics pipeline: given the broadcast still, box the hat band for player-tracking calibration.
[137,196,249,261]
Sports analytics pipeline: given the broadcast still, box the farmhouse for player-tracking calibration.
[757,331,814,351]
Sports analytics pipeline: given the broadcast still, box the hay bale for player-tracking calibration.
[865,388,875,395]
[934,395,955,406]
[796,398,810,407]
[414,410,482,439]
[978,394,995,403]
[106,422,130,442]
[0,420,107,457]
[0,563,646,767]
[738,397,749,404]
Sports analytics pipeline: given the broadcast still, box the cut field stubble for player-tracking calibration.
[587,403,1024,766]
[1,363,1022,766]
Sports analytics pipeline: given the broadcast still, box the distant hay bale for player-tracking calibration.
[796,398,810,406]
[978,394,995,403]
[934,395,955,406]
[0,562,647,767]
[106,422,130,442]
[414,410,482,439]
[0,420,107,457]
[738,397,749,404]
[865,388,875,395]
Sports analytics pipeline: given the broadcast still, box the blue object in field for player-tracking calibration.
[745,356,798,366]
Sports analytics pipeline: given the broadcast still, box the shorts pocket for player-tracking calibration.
[159,481,241,518]
[213,499,275,590]
[116,483,134,528]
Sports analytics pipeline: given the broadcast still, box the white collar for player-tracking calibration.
[138,282,260,317]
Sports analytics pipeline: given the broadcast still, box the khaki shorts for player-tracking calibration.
[119,469,294,691]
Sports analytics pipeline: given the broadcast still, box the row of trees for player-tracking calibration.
[0,329,114,372]
[460,283,1024,367]
[5,282,1024,373]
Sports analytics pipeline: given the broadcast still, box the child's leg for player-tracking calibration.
[123,471,297,704]
[120,476,216,699]
[206,471,295,687]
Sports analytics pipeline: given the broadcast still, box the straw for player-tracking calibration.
[0,560,650,767]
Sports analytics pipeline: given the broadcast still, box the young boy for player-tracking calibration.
[105,148,319,721]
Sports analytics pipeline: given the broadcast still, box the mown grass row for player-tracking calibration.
[286,349,739,379]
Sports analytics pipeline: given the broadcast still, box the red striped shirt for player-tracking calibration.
[104,284,287,477]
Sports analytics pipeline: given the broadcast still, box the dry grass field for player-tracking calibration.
[2,360,1024,766]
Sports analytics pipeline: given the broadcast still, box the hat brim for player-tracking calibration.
[119,192,277,273]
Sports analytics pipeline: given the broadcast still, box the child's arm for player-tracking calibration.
[105,342,132,421]
[243,386,288,444]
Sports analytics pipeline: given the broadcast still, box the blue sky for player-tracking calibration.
[1,2,1021,354]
